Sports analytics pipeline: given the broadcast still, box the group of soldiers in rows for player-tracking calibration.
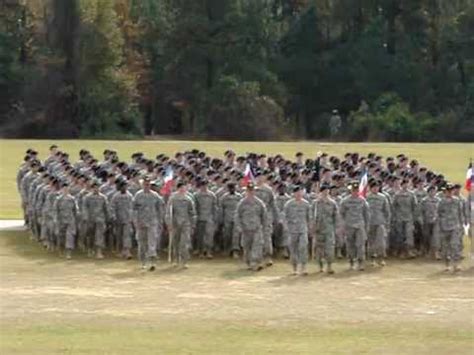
[18,145,472,275]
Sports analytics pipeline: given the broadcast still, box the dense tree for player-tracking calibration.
[0,0,472,141]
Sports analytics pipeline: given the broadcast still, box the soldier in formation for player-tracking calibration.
[18,146,469,274]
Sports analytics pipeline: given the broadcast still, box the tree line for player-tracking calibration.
[1,0,473,141]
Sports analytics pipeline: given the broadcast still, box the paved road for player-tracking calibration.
[0,220,25,231]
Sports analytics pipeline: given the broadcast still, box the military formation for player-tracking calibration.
[18,145,472,274]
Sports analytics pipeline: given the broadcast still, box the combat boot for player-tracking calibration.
[349,259,355,271]
[265,257,273,267]
[358,260,365,271]
[319,261,324,273]
[231,250,240,259]
[96,248,104,259]
[123,249,132,260]
[65,249,72,260]
[453,261,462,272]
[336,248,343,259]
[149,257,156,272]
[301,264,308,276]
[292,264,298,276]
[327,263,335,274]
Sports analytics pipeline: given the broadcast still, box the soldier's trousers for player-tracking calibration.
[335,228,345,251]
[346,227,366,262]
[288,231,308,266]
[422,223,439,254]
[274,222,288,249]
[77,220,88,249]
[241,229,264,268]
[136,224,158,264]
[116,222,133,250]
[396,221,414,251]
[263,219,274,257]
[315,230,335,263]
[195,220,215,253]
[171,224,192,264]
[222,221,238,254]
[87,221,106,249]
[57,221,76,250]
[367,225,386,258]
[41,216,55,246]
[439,229,461,262]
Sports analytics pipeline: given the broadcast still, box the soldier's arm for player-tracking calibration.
[189,198,197,229]
[384,197,391,224]
[233,202,242,232]
[109,196,117,221]
[363,200,370,229]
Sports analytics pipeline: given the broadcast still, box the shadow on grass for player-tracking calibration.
[426,266,474,279]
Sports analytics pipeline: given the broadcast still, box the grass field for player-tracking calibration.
[0,228,473,354]
[0,140,473,354]
[0,139,473,219]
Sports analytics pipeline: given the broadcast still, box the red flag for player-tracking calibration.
[466,162,473,192]
[359,170,368,198]
[241,163,254,187]
[160,166,174,195]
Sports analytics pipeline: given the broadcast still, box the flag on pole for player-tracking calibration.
[241,163,255,187]
[466,161,473,192]
[160,165,174,195]
[359,169,368,197]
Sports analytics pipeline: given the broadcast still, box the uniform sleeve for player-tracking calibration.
[234,201,242,232]
[383,196,391,224]
[109,195,117,221]
[189,198,197,227]
[52,196,59,224]
[132,194,139,224]
[363,200,370,228]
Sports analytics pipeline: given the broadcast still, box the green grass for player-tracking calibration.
[2,322,472,354]
[1,229,473,354]
[1,139,473,219]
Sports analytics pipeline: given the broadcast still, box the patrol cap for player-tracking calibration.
[320,183,330,191]
[176,180,186,189]
[293,185,303,193]
[49,145,58,150]
[453,183,461,189]
[427,185,436,192]
[142,176,151,183]
[61,181,69,188]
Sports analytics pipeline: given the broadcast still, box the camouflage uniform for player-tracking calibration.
[255,184,278,260]
[340,195,370,268]
[133,190,165,266]
[194,189,218,256]
[166,193,197,265]
[110,190,134,256]
[234,196,267,270]
[53,193,78,251]
[275,193,291,253]
[392,190,417,256]
[313,197,338,269]
[366,192,391,260]
[83,192,108,252]
[283,198,311,272]
[437,196,464,267]
[219,191,243,254]
[420,195,440,255]
[41,187,61,249]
